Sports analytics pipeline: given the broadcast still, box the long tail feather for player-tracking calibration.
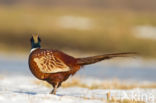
[76,52,136,66]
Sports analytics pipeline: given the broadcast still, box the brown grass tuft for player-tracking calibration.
[33,77,156,89]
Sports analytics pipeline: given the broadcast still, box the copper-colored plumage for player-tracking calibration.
[29,49,80,79]
[29,34,136,94]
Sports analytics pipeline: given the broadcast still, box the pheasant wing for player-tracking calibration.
[33,53,70,73]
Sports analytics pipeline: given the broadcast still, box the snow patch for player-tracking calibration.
[0,75,155,103]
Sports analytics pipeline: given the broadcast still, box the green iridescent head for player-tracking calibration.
[30,33,41,49]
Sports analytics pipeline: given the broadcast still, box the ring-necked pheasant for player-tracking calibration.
[29,34,135,94]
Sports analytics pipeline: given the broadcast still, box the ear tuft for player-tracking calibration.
[32,33,39,43]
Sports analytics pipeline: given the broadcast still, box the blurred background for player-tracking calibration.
[0,0,156,83]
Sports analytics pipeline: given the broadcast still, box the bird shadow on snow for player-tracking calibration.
[13,91,37,95]
[13,90,82,97]
[13,90,66,96]
[55,94,64,96]
[13,91,76,97]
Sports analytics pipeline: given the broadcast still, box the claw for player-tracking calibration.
[50,89,56,95]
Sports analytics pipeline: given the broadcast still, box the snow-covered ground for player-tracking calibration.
[0,55,156,103]
[0,75,155,103]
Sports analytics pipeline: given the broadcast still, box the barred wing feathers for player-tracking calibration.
[33,52,70,73]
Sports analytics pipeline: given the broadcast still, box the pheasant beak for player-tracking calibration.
[32,34,39,43]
